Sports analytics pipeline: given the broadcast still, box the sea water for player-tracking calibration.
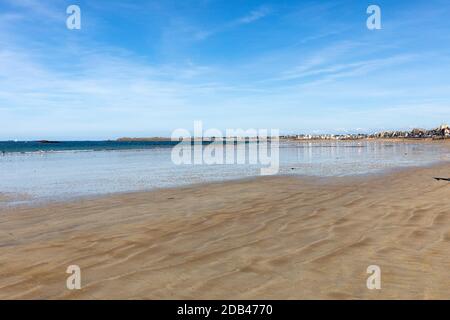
[0,140,448,206]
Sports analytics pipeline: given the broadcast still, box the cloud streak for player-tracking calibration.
[194,5,271,40]
[237,6,271,24]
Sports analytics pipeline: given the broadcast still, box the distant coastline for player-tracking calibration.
[116,123,450,142]
[116,137,172,142]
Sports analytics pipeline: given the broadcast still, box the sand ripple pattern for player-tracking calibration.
[0,163,449,299]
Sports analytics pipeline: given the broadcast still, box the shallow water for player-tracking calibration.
[0,140,449,206]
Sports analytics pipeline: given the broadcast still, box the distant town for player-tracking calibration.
[283,124,450,141]
[117,124,450,142]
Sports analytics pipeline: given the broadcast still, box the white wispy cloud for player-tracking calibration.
[194,6,272,40]
[237,6,271,24]
[4,0,63,22]
[276,54,416,84]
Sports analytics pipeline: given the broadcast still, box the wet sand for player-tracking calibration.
[0,163,449,299]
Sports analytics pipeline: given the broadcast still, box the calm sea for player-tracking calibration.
[1,140,449,206]
[0,140,179,153]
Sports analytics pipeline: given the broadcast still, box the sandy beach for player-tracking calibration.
[0,162,449,299]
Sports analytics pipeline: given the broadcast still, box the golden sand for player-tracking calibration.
[0,163,449,299]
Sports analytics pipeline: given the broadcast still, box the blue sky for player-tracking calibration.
[0,0,450,139]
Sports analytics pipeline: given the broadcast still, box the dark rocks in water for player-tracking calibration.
[36,140,61,144]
